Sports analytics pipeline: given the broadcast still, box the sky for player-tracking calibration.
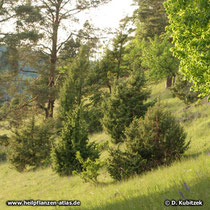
[1,0,138,56]
[68,0,138,55]
[2,0,137,35]
[78,0,137,29]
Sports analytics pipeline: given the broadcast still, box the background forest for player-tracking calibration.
[0,0,209,209]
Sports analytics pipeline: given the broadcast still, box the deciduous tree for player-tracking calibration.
[164,0,210,98]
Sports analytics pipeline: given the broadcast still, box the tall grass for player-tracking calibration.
[0,80,209,210]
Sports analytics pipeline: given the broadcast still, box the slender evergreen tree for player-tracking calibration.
[58,45,90,120]
[102,70,153,143]
[51,106,98,176]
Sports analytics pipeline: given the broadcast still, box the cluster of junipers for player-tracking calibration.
[107,103,190,180]
[1,0,206,184]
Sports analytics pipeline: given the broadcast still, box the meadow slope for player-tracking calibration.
[0,81,209,210]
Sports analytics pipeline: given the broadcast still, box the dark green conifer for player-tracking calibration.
[51,106,98,176]
[102,70,153,143]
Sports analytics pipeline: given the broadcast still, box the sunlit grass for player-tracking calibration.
[0,153,209,210]
[0,80,209,210]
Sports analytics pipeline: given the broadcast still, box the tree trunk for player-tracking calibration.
[165,76,172,88]
[173,74,176,85]
[46,4,60,118]
[107,84,112,94]
[45,108,49,119]
[48,99,55,118]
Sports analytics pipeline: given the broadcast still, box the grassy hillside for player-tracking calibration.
[0,81,209,210]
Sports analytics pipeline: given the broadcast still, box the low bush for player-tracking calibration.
[73,151,103,183]
[107,149,147,181]
[7,117,55,172]
[107,103,190,180]
[170,74,199,104]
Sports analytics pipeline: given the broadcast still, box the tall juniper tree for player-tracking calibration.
[102,70,154,143]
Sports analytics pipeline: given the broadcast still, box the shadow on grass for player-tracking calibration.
[94,181,116,187]
[0,154,7,164]
[183,150,210,160]
[74,176,210,210]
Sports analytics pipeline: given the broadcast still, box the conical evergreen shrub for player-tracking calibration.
[102,71,153,143]
[107,103,190,180]
[125,104,190,166]
[8,117,54,172]
[51,106,99,176]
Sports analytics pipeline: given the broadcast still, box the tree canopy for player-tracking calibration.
[164,0,210,98]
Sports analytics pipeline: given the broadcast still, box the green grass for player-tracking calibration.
[0,81,209,210]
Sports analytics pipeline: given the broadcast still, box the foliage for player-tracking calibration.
[111,28,130,80]
[134,0,168,39]
[107,149,147,181]
[0,134,8,162]
[164,0,210,98]
[93,22,131,94]
[58,45,90,120]
[0,134,9,162]
[170,74,200,104]
[125,104,190,163]
[51,106,99,176]
[102,70,153,143]
[1,0,111,119]
[107,103,190,180]
[94,49,116,94]
[84,91,104,133]
[73,151,103,183]
[58,45,103,133]
[0,149,6,162]
[141,35,179,83]
[0,134,9,147]
[59,38,81,62]
[7,117,55,172]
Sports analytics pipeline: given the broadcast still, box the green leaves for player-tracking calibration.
[141,35,179,81]
[164,0,210,97]
[73,151,103,183]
